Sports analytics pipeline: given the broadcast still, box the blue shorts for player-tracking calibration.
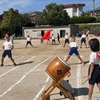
[69,47,79,55]
[2,50,12,58]
[88,65,100,85]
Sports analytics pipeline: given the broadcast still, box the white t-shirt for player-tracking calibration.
[65,35,69,39]
[52,35,55,40]
[89,52,100,65]
[81,34,86,39]
[69,42,78,48]
[3,41,13,50]
[26,37,31,41]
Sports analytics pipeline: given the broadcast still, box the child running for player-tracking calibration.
[0,34,16,67]
[64,36,85,66]
[87,38,100,100]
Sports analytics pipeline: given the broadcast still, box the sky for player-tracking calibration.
[0,0,99,14]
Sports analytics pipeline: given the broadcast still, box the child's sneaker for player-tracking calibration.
[0,64,3,67]
[14,63,17,66]
[82,62,85,66]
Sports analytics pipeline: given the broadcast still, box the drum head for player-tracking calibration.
[45,57,71,81]
[57,57,71,70]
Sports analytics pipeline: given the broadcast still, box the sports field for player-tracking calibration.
[0,37,100,100]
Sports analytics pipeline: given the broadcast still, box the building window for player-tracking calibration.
[73,7,77,16]
[73,7,77,12]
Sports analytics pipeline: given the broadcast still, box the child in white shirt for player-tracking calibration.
[80,32,87,48]
[25,35,33,48]
[87,38,100,100]
[51,34,56,45]
[63,32,69,47]
[64,36,85,66]
[1,35,16,67]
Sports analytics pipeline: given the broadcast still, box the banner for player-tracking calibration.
[42,30,51,40]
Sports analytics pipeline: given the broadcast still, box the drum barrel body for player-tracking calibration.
[45,57,71,81]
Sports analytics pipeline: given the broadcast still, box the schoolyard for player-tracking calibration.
[0,36,100,100]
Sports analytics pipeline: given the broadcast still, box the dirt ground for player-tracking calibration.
[0,36,100,100]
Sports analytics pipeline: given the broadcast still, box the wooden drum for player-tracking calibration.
[45,57,71,81]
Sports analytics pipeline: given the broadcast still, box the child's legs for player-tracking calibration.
[64,39,67,46]
[29,42,33,47]
[77,55,83,62]
[83,40,87,47]
[73,48,83,62]
[64,48,74,62]
[64,55,71,62]
[1,50,7,64]
[80,39,83,47]
[97,83,100,91]
[9,57,16,64]
[88,84,94,100]
[25,42,28,47]
[8,50,16,64]
[52,40,53,44]
[1,57,4,64]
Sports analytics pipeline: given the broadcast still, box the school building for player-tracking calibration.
[63,3,85,18]
[22,24,79,38]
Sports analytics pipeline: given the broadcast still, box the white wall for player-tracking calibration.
[24,27,71,38]
[64,8,73,18]
[64,6,83,18]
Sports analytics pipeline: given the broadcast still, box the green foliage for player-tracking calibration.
[96,18,100,23]
[79,24,100,31]
[37,3,70,26]
[69,16,96,24]
[0,8,31,37]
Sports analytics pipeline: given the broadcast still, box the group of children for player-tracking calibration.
[0,32,100,100]
[62,33,100,100]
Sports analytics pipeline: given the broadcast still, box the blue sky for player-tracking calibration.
[0,0,99,14]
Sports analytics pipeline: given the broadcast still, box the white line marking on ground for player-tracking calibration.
[0,56,51,97]
[0,56,36,78]
[77,56,84,100]
[33,45,61,100]
[34,85,46,100]
[45,73,50,83]
[34,74,50,100]
[34,69,45,72]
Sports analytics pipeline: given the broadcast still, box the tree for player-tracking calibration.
[37,3,70,26]
[0,8,31,37]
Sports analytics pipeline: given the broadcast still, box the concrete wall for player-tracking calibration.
[23,25,79,38]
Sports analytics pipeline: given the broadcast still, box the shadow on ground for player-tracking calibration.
[69,61,89,65]
[50,87,88,100]
[73,87,88,97]
[17,61,34,66]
